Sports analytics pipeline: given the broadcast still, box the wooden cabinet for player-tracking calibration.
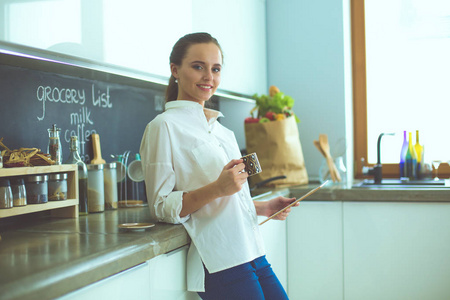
[0,165,78,219]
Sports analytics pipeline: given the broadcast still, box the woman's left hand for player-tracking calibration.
[255,196,299,220]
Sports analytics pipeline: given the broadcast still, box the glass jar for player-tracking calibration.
[104,163,118,210]
[64,136,88,215]
[10,177,27,207]
[0,179,13,209]
[319,156,347,185]
[48,173,68,201]
[25,175,48,204]
[47,124,62,164]
[0,151,3,168]
[87,164,104,213]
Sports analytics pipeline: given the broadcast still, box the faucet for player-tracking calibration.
[362,132,395,183]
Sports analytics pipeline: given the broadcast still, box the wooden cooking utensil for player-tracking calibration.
[90,133,106,164]
[313,140,326,157]
[313,140,331,179]
[318,134,341,182]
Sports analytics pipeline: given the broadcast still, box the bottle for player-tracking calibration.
[47,124,62,164]
[399,131,408,178]
[414,130,424,178]
[405,131,417,179]
[64,136,88,215]
[0,151,3,168]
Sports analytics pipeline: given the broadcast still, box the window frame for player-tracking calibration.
[351,0,449,179]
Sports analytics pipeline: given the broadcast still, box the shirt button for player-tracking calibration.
[208,131,211,134]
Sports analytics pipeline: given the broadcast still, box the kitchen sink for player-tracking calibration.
[353,178,450,189]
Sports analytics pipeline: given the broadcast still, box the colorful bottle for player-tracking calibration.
[399,131,408,177]
[405,131,417,179]
[414,130,424,179]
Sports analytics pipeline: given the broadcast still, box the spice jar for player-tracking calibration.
[25,175,48,204]
[87,164,104,213]
[104,163,118,210]
[10,177,27,207]
[47,124,62,164]
[0,179,13,209]
[48,173,68,201]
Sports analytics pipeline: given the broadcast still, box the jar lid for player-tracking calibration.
[0,178,11,187]
[104,162,117,169]
[49,173,68,180]
[26,175,48,183]
[10,177,25,185]
[87,164,104,170]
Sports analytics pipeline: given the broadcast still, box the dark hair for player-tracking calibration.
[166,32,223,102]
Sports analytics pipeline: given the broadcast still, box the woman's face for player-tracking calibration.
[171,42,222,105]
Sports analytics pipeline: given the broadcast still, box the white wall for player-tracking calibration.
[266,0,353,181]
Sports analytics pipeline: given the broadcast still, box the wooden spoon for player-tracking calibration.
[313,140,327,158]
[90,133,106,164]
[319,134,339,182]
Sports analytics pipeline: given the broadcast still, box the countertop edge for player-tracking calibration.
[1,225,190,300]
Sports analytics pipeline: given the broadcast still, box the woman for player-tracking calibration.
[140,32,297,299]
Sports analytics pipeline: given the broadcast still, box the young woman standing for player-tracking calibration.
[140,32,297,299]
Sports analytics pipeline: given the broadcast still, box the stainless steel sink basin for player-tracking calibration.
[353,179,450,189]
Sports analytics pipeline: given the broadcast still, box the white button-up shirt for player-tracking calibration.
[140,100,265,292]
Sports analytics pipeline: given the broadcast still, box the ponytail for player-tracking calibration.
[166,75,178,102]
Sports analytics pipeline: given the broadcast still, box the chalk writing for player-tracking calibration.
[36,85,86,120]
[92,85,112,108]
[70,107,94,125]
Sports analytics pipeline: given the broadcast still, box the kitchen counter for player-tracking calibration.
[288,181,450,202]
[1,183,450,300]
[0,208,189,300]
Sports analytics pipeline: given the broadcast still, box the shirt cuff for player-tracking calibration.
[160,190,190,224]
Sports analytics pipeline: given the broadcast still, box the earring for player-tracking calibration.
[175,79,178,83]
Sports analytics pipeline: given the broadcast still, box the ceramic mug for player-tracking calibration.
[241,152,262,176]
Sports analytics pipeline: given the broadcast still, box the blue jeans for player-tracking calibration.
[198,256,289,300]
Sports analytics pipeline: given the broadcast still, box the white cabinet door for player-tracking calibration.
[287,201,344,300]
[258,215,288,290]
[192,0,267,95]
[59,262,151,300]
[343,202,450,300]
[147,245,200,300]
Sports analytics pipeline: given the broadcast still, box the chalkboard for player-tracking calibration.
[0,52,165,163]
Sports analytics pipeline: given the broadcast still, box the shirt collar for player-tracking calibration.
[165,100,224,123]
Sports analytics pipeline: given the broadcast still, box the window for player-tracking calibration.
[352,0,450,178]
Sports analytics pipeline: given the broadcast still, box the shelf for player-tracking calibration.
[0,165,78,219]
[0,199,78,218]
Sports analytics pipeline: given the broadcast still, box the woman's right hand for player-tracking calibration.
[215,159,248,197]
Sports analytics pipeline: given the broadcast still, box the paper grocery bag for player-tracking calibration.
[244,116,308,187]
